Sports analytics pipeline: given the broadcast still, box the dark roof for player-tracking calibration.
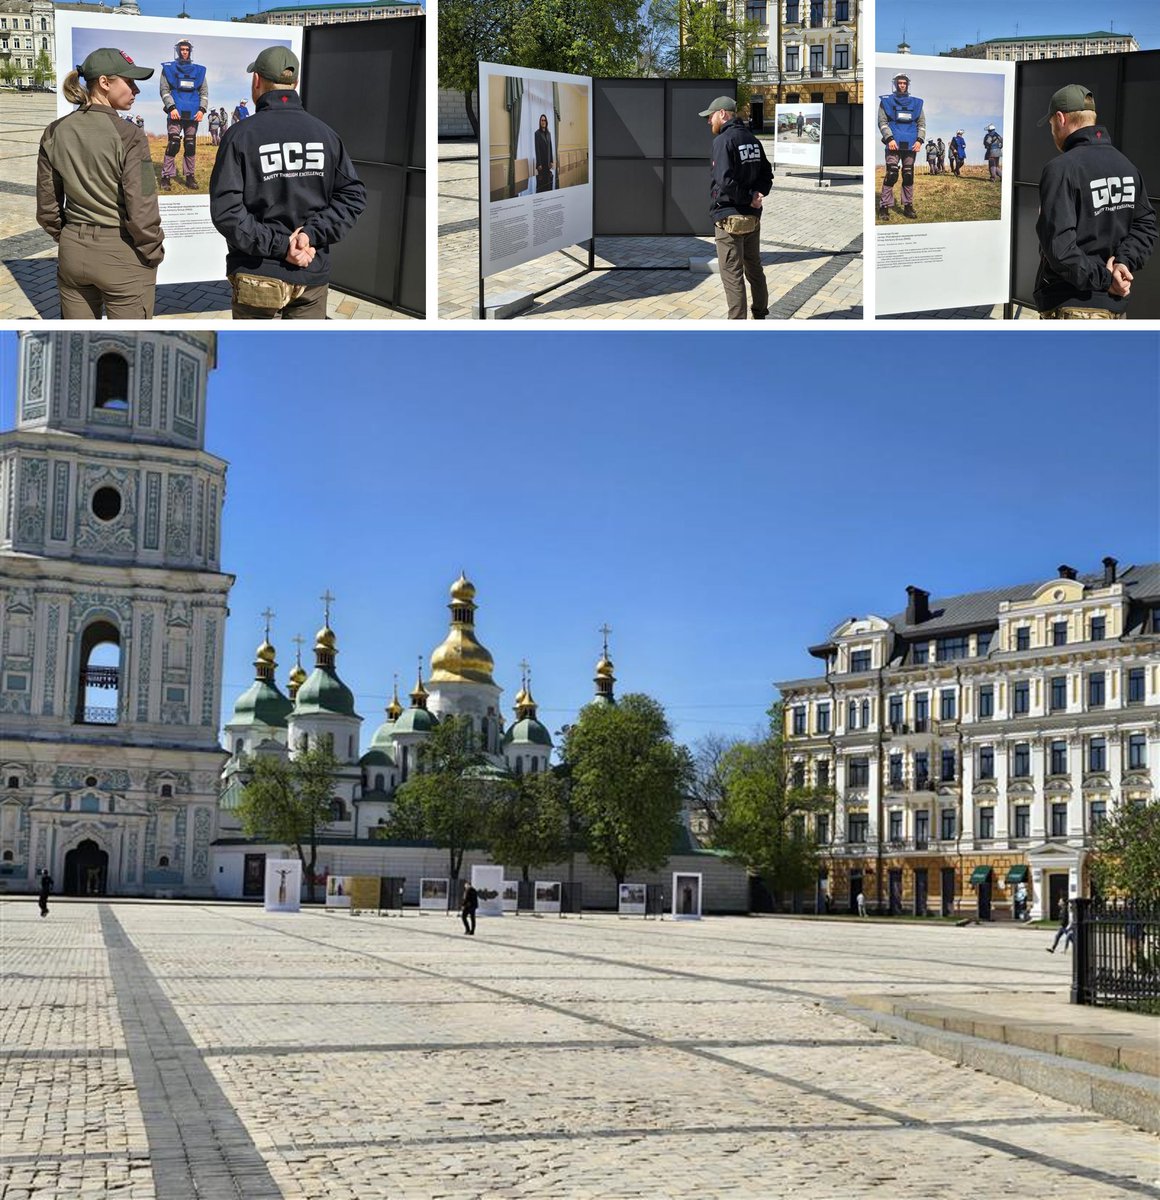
[977,31,1130,43]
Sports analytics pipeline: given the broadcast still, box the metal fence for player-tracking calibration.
[1071,898,1160,1012]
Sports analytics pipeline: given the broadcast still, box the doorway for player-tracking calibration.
[64,839,108,895]
[1048,873,1070,921]
[243,853,266,898]
[941,867,955,916]
[888,869,902,916]
[849,870,863,914]
[750,99,764,132]
[914,868,928,916]
[977,873,992,921]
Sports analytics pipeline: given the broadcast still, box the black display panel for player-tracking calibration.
[667,81,735,159]
[665,161,712,236]
[820,103,862,167]
[593,160,665,236]
[594,80,664,158]
[302,17,425,315]
[1011,50,1159,317]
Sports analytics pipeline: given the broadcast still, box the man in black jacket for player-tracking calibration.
[1035,83,1157,319]
[700,96,773,319]
[209,46,367,319]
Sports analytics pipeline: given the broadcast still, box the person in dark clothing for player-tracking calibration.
[699,95,772,320]
[209,45,366,319]
[1047,900,1073,953]
[460,882,478,935]
[1034,83,1157,319]
[534,113,554,193]
[38,870,53,918]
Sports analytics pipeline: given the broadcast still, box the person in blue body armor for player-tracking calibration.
[159,40,208,189]
[877,73,924,220]
[950,130,966,177]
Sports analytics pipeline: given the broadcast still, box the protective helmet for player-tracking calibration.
[175,40,193,56]
[986,123,995,131]
[893,73,910,87]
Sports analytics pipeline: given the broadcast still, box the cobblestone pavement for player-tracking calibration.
[4,900,1158,1199]
[0,93,408,320]
[438,141,861,320]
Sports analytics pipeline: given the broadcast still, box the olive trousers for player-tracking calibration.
[57,224,157,319]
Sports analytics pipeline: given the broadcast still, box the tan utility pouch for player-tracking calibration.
[718,214,759,235]
[229,273,306,310]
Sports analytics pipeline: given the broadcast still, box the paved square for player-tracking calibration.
[3,900,1157,1198]
[0,94,409,321]
[438,142,861,320]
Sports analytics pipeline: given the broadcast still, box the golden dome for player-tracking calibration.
[513,685,530,707]
[289,662,307,686]
[255,640,276,665]
[429,573,495,685]
[450,572,476,604]
[386,679,403,720]
[595,655,615,678]
[315,625,337,653]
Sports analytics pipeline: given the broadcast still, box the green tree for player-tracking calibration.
[1090,802,1160,904]
[511,0,644,77]
[438,0,520,137]
[687,731,741,843]
[639,0,679,76]
[381,715,506,884]
[563,693,691,885]
[485,769,571,881]
[235,743,341,903]
[713,703,832,908]
[0,58,20,88]
[678,1,759,106]
[33,49,54,89]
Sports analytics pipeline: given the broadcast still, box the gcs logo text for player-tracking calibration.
[259,142,325,174]
[1090,176,1135,211]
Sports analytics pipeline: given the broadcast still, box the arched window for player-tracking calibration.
[108,797,115,813]
[63,796,72,811]
[515,758,523,776]
[75,621,120,725]
[400,745,409,781]
[2,850,12,862]
[94,353,130,410]
[348,735,355,759]
[375,773,385,791]
[6,776,18,790]
[158,855,170,867]
[301,733,309,752]
[160,784,173,798]
[234,739,243,756]
[530,757,539,774]
[329,799,347,821]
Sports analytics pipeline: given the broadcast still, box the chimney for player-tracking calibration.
[1102,556,1118,586]
[905,585,930,625]
[1057,564,1077,581]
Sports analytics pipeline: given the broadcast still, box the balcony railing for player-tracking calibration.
[81,666,119,690]
[82,706,118,725]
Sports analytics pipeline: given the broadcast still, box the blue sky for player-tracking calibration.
[877,0,1160,54]
[1,332,1158,751]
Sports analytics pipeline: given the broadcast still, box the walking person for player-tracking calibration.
[36,48,165,319]
[460,881,478,935]
[950,130,965,177]
[37,869,53,918]
[925,138,938,176]
[856,890,867,918]
[1046,900,1074,953]
[699,95,772,320]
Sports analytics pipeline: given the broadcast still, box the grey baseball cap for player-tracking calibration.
[1036,83,1095,126]
[78,48,154,81]
[697,95,736,117]
[246,45,299,84]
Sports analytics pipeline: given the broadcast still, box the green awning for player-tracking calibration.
[969,865,993,884]
[1006,865,1028,883]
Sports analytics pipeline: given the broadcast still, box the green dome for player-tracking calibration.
[503,717,552,748]
[294,667,356,717]
[391,706,438,735]
[370,720,397,750]
[230,679,293,728]
[359,748,393,767]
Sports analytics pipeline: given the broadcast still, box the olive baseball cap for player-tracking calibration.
[78,48,154,81]
[1036,83,1096,126]
[697,95,736,117]
[246,45,300,84]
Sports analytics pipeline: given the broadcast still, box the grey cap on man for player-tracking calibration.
[246,45,300,84]
[697,95,736,118]
[1036,83,1095,127]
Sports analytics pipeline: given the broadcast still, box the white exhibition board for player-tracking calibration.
[419,878,449,911]
[875,54,1015,315]
[618,882,646,916]
[534,881,561,914]
[773,103,823,168]
[325,875,351,908]
[471,864,505,917]
[478,61,593,278]
[264,858,301,912]
[53,13,304,287]
[502,881,519,912]
[672,872,702,920]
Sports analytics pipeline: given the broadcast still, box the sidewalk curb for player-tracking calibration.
[831,1000,1160,1134]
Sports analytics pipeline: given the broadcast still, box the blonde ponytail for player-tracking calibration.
[62,69,91,107]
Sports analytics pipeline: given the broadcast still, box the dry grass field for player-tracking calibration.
[874,163,1002,224]
[147,135,220,196]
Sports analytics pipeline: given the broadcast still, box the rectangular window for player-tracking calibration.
[847,700,858,730]
[912,642,929,664]
[835,0,849,19]
[940,809,956,839]
[976,631,992,657]
[809,44,824,70]
[1089,737,1106,772]
[860,698,870,729]
[1050,676,1067,712]
[1088,672,1105,708]
[1052,621,1068,647]
[889,810,903,841]
[810,0,824,27]
[1013,681,1030,715]
[1014,804,1030,838]
[1051,803,1068,837]
[979,746,994,780]
[915,810,929,846]
[850,649,871,672]
[978,685,994,718]
[792,761,805,788]
[786,46,799,71]
[792,705,806,735]
[1050,739,1067,775]
[939,688,957,720]
[847,812,868,843]
[889,753,903,786]
[1128,733,1147,770]
[1090,615,1105,641]
[1090,800,1107,831]
[792,814,806,841]
[914,751,929,789]
[1013,743,1030,777]
[914,693,929,731]
[1152,606,1160,634]
[816,703,830,733]
[816,760,830,788]
[979,807,994,839]
[1016,627,1030,651]
[1127,668,1145,704]
[815,813,829,844]
[748,47,767,72]
[835,43,849,69]
[745,0,766,21]
[164,686,186,703]
[940,748,956,782]
[936,636,969,661]
[785,0,799,21]
[888,694,903,728]
[848,757,869,787]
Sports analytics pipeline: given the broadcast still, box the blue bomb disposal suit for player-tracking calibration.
[159,39,208,189]
[877,73,925,219]
[950,132,966,177]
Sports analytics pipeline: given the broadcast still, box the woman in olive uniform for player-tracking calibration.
[36,47,165,319]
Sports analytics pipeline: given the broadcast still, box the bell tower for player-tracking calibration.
[0,332,234,898]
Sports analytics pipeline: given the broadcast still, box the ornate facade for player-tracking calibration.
[0,331,232,898]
